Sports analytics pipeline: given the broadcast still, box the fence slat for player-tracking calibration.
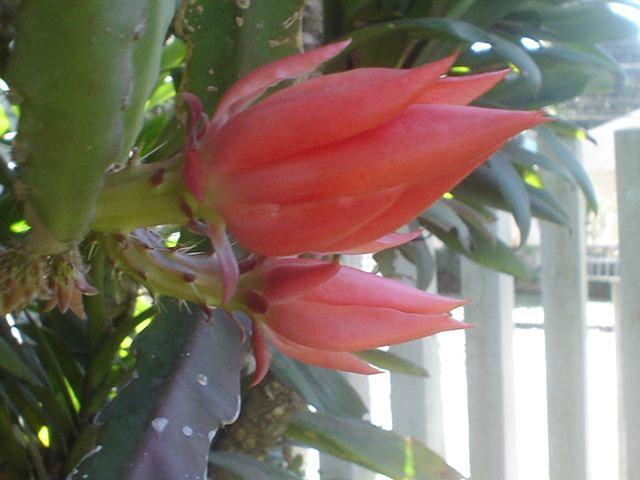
[390,337,445,454]
[539,137,589,480]
[462,212,517,480]
[614,129,640,480]
[319,254,376,480]
[390,238,446,455]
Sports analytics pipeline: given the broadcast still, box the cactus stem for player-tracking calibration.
[149,167,165,187]
[92,155,198,233]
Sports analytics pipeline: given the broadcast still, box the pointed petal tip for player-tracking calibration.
[250,322,272,386]
[335,230,423,254]
[417,68,512,106]
[212,39,353,127]
[208,224,239,305]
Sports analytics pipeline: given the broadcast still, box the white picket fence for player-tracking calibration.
[316,130,640,480]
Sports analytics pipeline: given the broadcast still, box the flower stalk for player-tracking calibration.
[91,155,197,233]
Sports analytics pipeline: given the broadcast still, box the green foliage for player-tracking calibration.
[287,409,465,480]
[270,351,369,419]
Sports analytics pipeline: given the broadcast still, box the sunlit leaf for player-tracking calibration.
[287,409,464,480]
[354,349,428,376]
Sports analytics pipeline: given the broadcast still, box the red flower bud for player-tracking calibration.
[183,41,549,302]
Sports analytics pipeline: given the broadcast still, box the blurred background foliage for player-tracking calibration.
[0,0,639,479]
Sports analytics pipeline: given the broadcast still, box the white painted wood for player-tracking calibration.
[462,212,517,480]
[539,138,589,480]
[319,373,375,480]
[389,239,446,455]
[390,337,445,454]
[319,254,375,480]
[614,129,640,480]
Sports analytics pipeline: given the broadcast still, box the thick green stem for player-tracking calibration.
[7,0,176,252]
[91,155,200,233]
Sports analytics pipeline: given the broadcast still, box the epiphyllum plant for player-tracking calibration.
[183,40,549,301]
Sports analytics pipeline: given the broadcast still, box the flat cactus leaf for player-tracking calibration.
[69,303,250,480]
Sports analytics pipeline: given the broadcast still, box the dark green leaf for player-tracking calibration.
[354,349,428,376]
[271,350,368,419]
[502,142,572,183]
[485,41,623,109]
[451,164,568,225]
[424,215,532,280]
[0,334,44,387]
[287,409,464,480]
[486,152,531,243]
[536,124,598,213]
[398,235,436,290]
[508,3,640,43]
[459,0,528,28]
[209,451,304,480]
[70,304,249,480]
[19,319,81,428]
[525,183,570,226]
[546,118,594,143]
[422,200,472,251]
[0,403,31,479]
[374,235,435,291]
[343,18,542,88]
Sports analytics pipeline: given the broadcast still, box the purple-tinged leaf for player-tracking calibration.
[69,303,249,480]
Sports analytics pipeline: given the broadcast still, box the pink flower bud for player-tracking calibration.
[184,41,549,259]
[241,258,470,384]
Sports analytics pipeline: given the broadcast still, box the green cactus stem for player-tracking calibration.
[6,0,175,254]
[91,154,198,233]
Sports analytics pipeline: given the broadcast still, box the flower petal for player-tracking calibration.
[220,186,404,256]
[211,40,351,127]
[304,264,466,313]
[415,69,510,105]
[264,327,381,375]
[223,105,549,204]
[210,55,457,173]
[265,299,471,351]
[182,93,209,202]
[336,230,422,255]
[258,258,340,303]
[319,170,471,253]
[207,222,239,305]
[250,322,272,386]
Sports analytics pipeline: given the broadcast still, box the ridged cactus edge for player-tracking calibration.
[6,0,175,253]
